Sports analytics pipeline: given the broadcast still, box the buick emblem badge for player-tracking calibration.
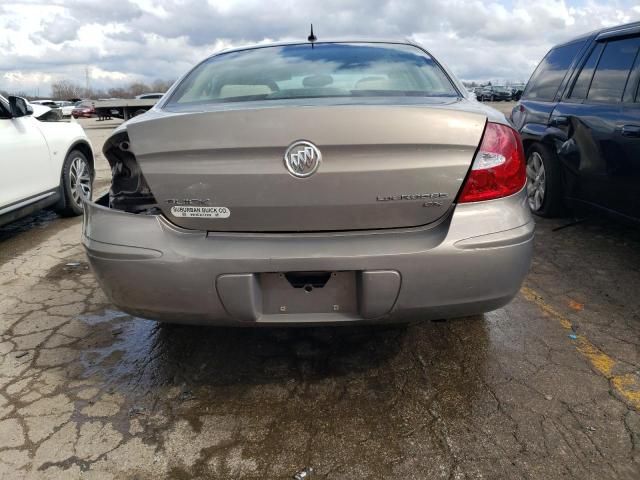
[284,141,322,178]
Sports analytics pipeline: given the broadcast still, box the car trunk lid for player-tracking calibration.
[126,104,486,231]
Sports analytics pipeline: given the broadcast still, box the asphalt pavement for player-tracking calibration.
[0,105,638,479]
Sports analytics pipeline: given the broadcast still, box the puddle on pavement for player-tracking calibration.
[0,209,61,242]
[45,260,91,280]
[70,304,491,412]
[0,210,81,268]
[79,308,132,325]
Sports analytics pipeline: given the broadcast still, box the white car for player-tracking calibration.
[135,92,165,99]
[29,99,57,107]
[0,95,94,226]
[55,101,76,117]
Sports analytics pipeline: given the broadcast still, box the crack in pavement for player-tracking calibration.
[522,286,640,411]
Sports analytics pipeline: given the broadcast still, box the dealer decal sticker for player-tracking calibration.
[170,206,230,218]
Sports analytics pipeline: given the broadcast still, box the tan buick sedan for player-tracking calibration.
[83,40,533,325]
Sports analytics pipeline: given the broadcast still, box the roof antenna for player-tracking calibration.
[307,24,317,44]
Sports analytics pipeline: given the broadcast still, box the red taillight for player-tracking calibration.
[458,122,526,203]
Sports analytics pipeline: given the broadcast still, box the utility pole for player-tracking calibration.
[85,65,91,96]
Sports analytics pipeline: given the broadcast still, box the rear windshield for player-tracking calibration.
[165,43,458,106]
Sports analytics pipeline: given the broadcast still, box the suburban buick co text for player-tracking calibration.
[82,40,534,326]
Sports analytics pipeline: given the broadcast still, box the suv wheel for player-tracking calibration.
[526,143,564,217]
[56,150,93,217]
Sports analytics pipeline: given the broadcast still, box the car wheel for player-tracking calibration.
[526,143,565,217]
[491,95,495,101]
[56,150,93,217]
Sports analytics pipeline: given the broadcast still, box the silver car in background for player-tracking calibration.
[83,40,533,325]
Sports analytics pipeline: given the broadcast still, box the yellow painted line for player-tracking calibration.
[521,286,640,411]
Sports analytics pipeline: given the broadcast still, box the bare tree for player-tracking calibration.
[151,79,175,92]
[51,80,84,100]
[49,78,176,100]
[127,82,151,97]
[106,87,130,99]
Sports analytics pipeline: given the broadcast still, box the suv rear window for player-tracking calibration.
[166,43,458,106]
[587,36,640,103]
[523,41,585,101]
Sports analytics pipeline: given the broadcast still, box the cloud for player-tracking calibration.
[49,0,143,23]
[0,0,638,96]
[31,14,80,44]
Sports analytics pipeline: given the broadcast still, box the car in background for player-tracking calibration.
[0,95,94,226]
[55,101,75,117]
[28,99,63,121]
[511,21,640,221]
[28,102,63,122]
[477,86,512,101]
[135,92,165,99]
[83,40,533,326]
[72,100,96,118]
[510,85,526,101]
[30,99,58,108]
[476,87,488,100]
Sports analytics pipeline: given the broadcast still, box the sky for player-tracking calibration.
[1,0,639,96]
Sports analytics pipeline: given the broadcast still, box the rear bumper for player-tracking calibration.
[82,190,534,325]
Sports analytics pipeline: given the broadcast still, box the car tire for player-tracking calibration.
[491,95,495,101]
[55,150,93,217]
[526,143,565,217]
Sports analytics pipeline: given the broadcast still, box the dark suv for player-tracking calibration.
[511,22,640,221]
[478,86,512,101]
